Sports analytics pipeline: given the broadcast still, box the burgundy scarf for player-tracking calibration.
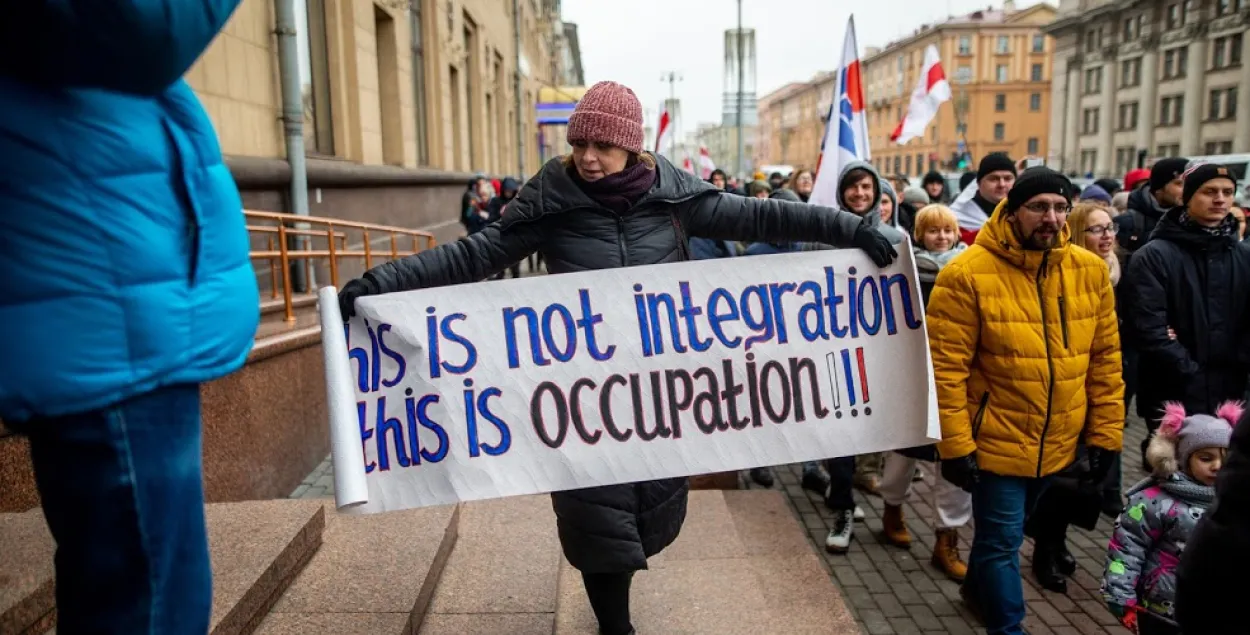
[571,161,657,215]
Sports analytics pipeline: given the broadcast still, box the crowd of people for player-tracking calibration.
[7,22,1247,629]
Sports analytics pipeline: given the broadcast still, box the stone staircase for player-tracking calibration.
[1,491,855,635]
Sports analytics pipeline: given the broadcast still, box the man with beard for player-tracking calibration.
[927,167,1124,635]
[1122,163,1250,471]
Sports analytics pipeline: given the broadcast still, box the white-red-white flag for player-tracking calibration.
[890,44,952,145]
[655,108,673,154]
[698,146,716,179]
[681,155,695,173]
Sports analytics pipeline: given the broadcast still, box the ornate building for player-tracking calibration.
[1046,0,1250,177]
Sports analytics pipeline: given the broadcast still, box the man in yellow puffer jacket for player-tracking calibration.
[927,167,1125,635]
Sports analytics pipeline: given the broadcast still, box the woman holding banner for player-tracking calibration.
[338,80,897,635]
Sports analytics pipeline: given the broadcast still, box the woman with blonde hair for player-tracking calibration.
[1026,201,1124,594]
[336,80,897,635]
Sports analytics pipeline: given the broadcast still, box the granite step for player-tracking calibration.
[207,500,327,635]
[555,490,857,634]
[417,496,562,635]
[1,500,326,635]
[0,509,54,635]
[256,502,460,634]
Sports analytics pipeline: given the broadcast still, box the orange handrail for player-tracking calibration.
[245,210,437,322]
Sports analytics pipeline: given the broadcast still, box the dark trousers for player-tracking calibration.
[582,572,634,635]
[12,384,211,635]
[492,262,522,280]
[1137,612,1180,635]
[822,456,856,511]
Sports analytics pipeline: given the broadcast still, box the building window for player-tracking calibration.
[1085,28,1099,53]
[1213,34,1244,69]
[1205,140,1235,154]
[1157,143,1181,156]
[1120,58,1141,87]
[1027,137,1039,155]
[996,64,1008,83]
[410,2,429,165]
[1081,149,1098,174]
[1082,107,1100,135]
[1115,147,1137,174]
[1118,102,1139,130]
[905,155,912,175]
[997,35,1010,54]
[463,16,480,170]
[1209,87,1238,120]
[1084,67,1102,94]
[1166,3,1184,29]
[1159,95,1184,125]
[958,35,972,55]
[1032,34,1045,53]
[295,0,334,155]
[1163,47,1189,80]
[1217,0,1242,15]
[995,93,1007,112]
[1122,15,1143,40]
[994,122,1005,141]
[1030,93,1042,111]
[1031,63,1043,82]
[894,156,901,174]
[916,154,924,174]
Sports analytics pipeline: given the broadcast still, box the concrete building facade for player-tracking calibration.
[756,74,835,171]
[184,0,575,244]
[864,2,1057,179]
[1047,0,1250,177]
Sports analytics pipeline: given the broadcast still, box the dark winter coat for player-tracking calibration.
[362,154,864,573]
[1121,207,1250,421]
[1176,411,1250,632]
[1114,186,1167,257]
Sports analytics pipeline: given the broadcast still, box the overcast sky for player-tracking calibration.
[560,0,1053,139]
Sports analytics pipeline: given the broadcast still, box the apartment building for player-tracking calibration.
[1046,0,1250,177]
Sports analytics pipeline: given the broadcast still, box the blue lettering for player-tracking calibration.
[476,387,512,455]
[633,284,653,357]
[823,267,848,338]
[740,285,774,351]
[439,314,478,374]
[767,282,797,344]
[577,289,616,361]
[541,303,577,363]
[377,324,406,387]
[881,274,923,333]
[677,282,713,352]
[425,308,441,378]
[796,281,829,341]
[502,307,550,369]
[646,291,688,354]
[857,275,883,336]
[707,288,742,348]
[357,401,376,473]
[374,396,411,470]
[410,394,448,463]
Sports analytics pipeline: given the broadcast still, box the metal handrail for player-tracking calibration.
[245,210,437,322]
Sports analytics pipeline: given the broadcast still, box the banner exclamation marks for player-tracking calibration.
[856,347,872,416]
[840,349,857,409]
[825,352,843,414]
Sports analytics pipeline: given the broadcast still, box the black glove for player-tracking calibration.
[338,275,380,320]
[1084,446,1119,486]
[852,224,898,268]
[941,454,980,493]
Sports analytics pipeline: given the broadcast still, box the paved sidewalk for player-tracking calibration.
[769,414,1148,635]
[291,415,1147,634]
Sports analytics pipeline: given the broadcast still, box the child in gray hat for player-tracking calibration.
[1101,401,1240,634]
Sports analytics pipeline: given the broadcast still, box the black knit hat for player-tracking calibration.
[1150,157,1190,193]
[1093,178,1122,195]
[1182,163,1239,205]
[978,152,1017,181]
[1005,167,1074,213]
[923,171,945,186]
[959,171,977,190]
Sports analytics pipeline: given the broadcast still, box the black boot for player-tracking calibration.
[749,467,774,488]
[801,465,830,493]
[1032,544,1068,593]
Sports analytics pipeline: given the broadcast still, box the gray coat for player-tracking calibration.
[1102,473,1215,620]
[364,154,866,573]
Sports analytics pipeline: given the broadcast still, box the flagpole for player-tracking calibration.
[735,0,745,182]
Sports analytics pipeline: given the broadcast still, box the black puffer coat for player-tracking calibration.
[1121,207,1250,421]
[364,155,864,573]
[1114,186,1167,257]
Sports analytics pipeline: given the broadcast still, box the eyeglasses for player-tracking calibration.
[1020,202,1073,215]
[1084,224,1118,236]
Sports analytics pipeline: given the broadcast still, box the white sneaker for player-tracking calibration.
[854,505,865,520]
[825,509,854,553]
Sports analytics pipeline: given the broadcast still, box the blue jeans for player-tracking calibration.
[965,472,1050,635]
[14,384,211,635]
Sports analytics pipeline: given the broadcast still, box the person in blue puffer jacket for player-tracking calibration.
[0,3,258,633]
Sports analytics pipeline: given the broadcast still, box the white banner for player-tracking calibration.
[321,248,940,514]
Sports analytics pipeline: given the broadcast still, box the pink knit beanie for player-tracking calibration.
[567,81,644,154]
